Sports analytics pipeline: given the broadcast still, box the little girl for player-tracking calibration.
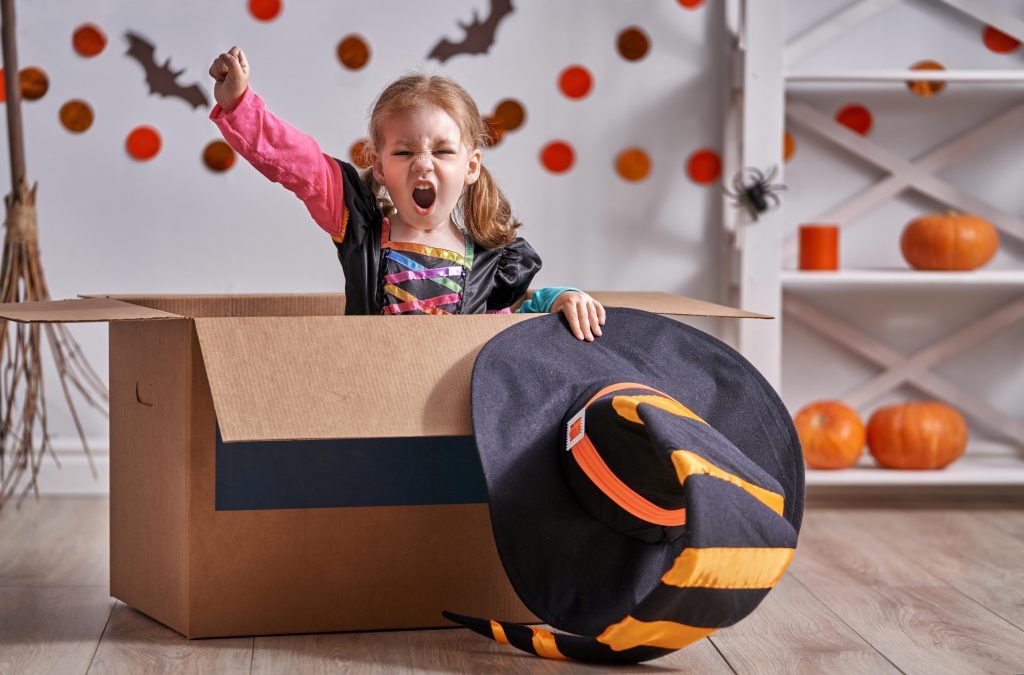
[208,47,605,341]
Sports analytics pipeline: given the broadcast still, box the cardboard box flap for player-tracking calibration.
[589,291,770,318]
[0,297,183,323]
[194,314,530,443]
[83,293,346,318]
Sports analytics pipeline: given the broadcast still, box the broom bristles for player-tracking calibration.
[0,182,108,509]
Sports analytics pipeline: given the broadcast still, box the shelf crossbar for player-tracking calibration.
[783,0,899,69]
[784,0,1024,70]
[937,0,1024,44]
[781,270,1024,288]
[787,70,1024,83]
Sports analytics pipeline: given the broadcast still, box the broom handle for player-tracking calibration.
[1,0,26,192]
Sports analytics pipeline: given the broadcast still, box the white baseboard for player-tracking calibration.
[23,438,110,495]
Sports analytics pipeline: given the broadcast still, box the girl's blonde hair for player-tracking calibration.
[361,74,520,249]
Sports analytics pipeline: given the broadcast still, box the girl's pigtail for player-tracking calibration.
[361,168,395,217]
[464,165,519,248]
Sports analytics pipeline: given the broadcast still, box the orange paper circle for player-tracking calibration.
[835,104,872,135]
[783,131,795,163]
[350,138,373,168]
[126,126,161,161]
[617,27,650,61]
[73,24,107,57]
[559,65,593,99]
[337,34,371,70]
[677,0,705,7]
[0,69,5,103]
[687,149,720,184]
[906,60,946,97]
[203,140,236,172]
[59,100,94,133]
[19,67,49,101]
[615,148,651,182]
[983,26,1020,53]
[249,0,282,22]
[541,141,574,174]
[494,99,525,132]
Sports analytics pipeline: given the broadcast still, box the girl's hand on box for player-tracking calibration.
[551,291,606,342]
[209,46,249,112]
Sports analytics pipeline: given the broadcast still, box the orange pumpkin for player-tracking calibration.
[794,400,865,469]
[867,402,967,469]
[900,212,999,271]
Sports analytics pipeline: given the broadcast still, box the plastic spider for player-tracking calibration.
[724,166,786,221]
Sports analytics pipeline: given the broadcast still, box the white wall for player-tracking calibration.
[1,0,1021,493]
[4,1,726,492]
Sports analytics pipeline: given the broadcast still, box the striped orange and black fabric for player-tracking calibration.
[446,395,798,663]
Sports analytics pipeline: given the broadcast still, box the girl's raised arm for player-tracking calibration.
[208,46,345,240]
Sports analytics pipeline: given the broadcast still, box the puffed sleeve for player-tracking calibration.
[486,237,543,311]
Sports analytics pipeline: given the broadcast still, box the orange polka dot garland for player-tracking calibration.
[677,0,705,7]
[541,141,574,174]
[203,141,236,172]
[983,26,1020,54]
[349,138,373,168]
[60,100,94,133]
[126,126,161,161]
[72,24,107,57]
[249,0,282,22]
[0,70,5,103]
[615,148,651,182]
[906,60,946,97]
[559,65,592,99]
[494,99,525,131]
[19,67,48,101]
[835,104,872,135]
[337,35,371,70]
[783,131,795,163]
[617,27,650,61]
[687,149,721,184]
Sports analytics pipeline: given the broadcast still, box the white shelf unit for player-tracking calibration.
[805,445,1024,489]
[786,70,1024,83]
[723,0,1024,496]
[781,269,1024,289]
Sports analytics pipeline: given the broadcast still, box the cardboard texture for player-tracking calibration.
[0,292,767,638]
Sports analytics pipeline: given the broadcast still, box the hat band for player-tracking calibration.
[568,382,687,528]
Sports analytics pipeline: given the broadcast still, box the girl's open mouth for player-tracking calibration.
[413,185,436,212]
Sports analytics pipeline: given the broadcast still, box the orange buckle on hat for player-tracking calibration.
[566,383,687,527]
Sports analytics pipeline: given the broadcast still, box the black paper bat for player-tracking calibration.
[428,0,514,63]
[125,31,209,110]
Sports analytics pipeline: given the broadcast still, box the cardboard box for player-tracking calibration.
[0,292,766,638]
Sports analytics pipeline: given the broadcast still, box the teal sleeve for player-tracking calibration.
[516,287,580,314]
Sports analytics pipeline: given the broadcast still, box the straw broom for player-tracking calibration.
[0,0,108,508]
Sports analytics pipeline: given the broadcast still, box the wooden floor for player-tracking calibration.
[1,497,1023,674]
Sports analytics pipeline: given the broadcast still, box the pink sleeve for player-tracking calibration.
[210,88,346,240]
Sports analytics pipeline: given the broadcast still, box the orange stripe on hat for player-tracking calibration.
[596,616,715,652]
[612,394,707,425]
[661,546,794,589]
[670,450,784,516]
[530,627,569,660]
[489,620,509,645]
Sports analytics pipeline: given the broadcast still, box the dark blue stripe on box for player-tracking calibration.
[215,428,487,511]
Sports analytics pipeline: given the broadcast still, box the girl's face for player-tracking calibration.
[373,104,482,233]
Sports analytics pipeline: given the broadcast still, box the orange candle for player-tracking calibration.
[799,224,839,271]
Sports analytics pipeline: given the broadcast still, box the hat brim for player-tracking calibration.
[471,307,803,636]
